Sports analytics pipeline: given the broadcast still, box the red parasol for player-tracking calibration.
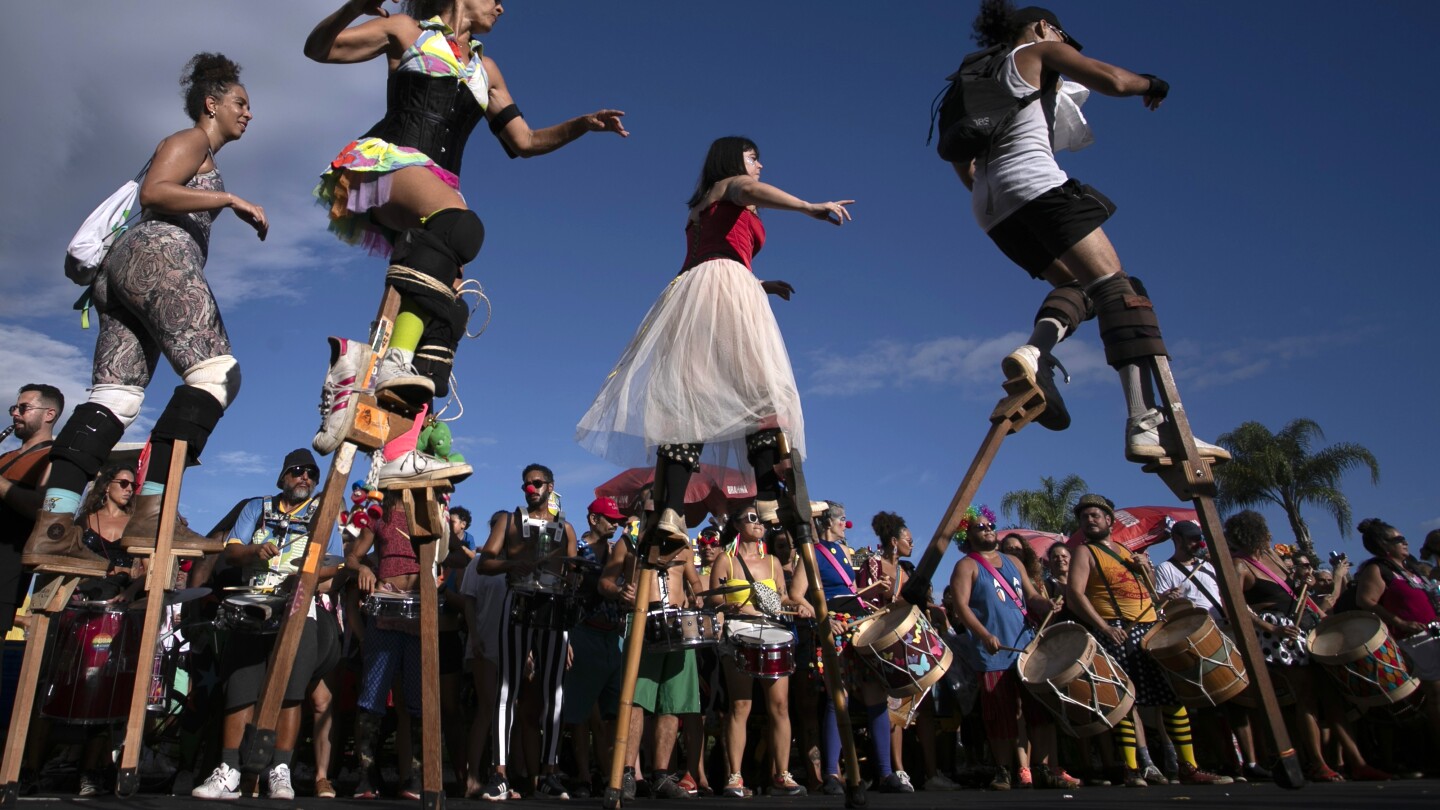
[996,528,1066,557]
[1067,505,1198,552]
[594,464,755,529]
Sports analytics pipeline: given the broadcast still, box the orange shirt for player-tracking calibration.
[1083,542,1154,622]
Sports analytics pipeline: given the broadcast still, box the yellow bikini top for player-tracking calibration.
[723,546,777,604]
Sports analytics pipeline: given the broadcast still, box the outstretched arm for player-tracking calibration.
[721,177,853,225]
[1023,41,1168,110]
[485,58,628,158]
[304,0,411,65]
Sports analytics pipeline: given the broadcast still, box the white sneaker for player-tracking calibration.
[313,337,374,455]
[192,763,241,800]
[923,772,960,791]
[1125,408,1231,463]
[656,508,689,546]
[374,347,434,401]
[376,449,472,488]
[268,763,295,800]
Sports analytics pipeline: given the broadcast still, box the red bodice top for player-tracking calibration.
[681,201,766,272]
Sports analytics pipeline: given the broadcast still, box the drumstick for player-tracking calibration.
[1154,559,1208,614]
[997,644,1029,654]
[1291,580,1311,626]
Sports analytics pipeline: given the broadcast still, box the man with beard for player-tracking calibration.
[192,449,343,800]
[1154,521,1223,621]
[476,464,579,801]
[0,384,62,634]
[1065,494,1229,787]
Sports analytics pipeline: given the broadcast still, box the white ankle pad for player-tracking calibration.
[182,355,242,410]
[88,384,146,429]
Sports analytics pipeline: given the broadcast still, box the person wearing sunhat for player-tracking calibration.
[192,449,344,800]
[1066,494,1230,787]
[952,2,1228,466]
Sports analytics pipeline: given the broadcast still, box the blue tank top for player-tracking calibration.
[962,553,1034,673]
[815,538,858,602]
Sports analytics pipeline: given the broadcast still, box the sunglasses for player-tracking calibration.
[524,479,550,489]
[974,523,996,532]
[285,465,320,480]
[8,404,47,416]
[1386,535,1408,544]
[111,479,136,490]
[740,513,762,524]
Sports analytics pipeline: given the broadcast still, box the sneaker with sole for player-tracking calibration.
[652,772,690,799]
[192,763,242,800]
[922,772,959,791]
[721,773,751,799]
[537,773,571,799]
[268,763,296,800]
[481,772,511,802]
[1015,766,1032,788]
[1242,763,1272,781]
[676,772,701,796]
[988,766,1011,791]
[314,777,336,799]
[376,449,472,488]
[1002,345,1071,431]
[1037,768,1081,790]
[374,347,434,406]
[881,771,914,793]
[769,771,806,797]
[1125,408,1232,464]
[820,774,844,796]
[1177,762,1232,785]
[313,337,374,455]
[621,769,637,802]
[77,771,105,798]
[1123,768,1149,788]
[1142,764,1168,785]
[400,774,423,801]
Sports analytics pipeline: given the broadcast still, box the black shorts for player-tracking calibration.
[987,178,1117,278]
[223,616,337,709]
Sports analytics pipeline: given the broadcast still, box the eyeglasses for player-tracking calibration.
[285,465,319,480]
[740,514,762,524]
[111,479,136,490]
[974,523,996,532]
[1046,21,1069,42]
[524,479,550,489]
[8,404,47,416]
[1386,535,1408,544]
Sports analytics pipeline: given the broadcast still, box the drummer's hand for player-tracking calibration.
[357,566,376,594]
[255,541,280,561]
[566,644,574,670]
[1102,625,1127,646]
[1397,618,1424,637]
[792,600,815,620]
[828,616,846,637]
[982,633,1003,654]
[620,582,637,605]
[1279,623,1303,641]
[1162,587,1184,601]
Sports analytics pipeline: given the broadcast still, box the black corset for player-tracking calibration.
[361,70,485,176]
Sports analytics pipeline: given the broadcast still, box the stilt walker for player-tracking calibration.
[576,136,856,806]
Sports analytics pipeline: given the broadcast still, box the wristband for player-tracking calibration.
[1139,74,1169,100]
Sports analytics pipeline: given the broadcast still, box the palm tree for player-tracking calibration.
[1214,419,1380,558]
[1000,474,1089,535]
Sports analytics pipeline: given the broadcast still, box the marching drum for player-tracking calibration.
[850,603,953,698]
[42,600,168,724]
[1308,612,1419,708]
[727,618,796,679]
[219,588,287,635]
[511,591,581,632]
[510,515,576,596]
[1141,606,1249,706]
[1019,622,1136,738]
[363,591,428,632]
[644,607,722,653]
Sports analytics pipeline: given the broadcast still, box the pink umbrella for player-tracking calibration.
[594,464,755,528]
[997,529,1066,557]
[1067,505,1198,552]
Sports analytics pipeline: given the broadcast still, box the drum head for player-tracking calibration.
[1020,622,1093,682]
[733,623,792,646]
[851,604,917,648]
[1147,609,1212,653]
[1309,612,1382,663]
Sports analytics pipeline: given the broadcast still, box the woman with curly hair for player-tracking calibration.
[305,0,628,460]
[1354,518,1440,742]
[76,463,142,582]
[25,53,265,577]
[1226,510,1388,782]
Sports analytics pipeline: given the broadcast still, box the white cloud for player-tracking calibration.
[206,450,269,476]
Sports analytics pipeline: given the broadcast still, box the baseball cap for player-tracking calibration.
[1013,6,1084,51]
[587,497,624,521]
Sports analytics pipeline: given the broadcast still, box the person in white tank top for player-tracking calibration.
[951,2,1230,468]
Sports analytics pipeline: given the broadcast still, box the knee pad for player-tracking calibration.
[51,403,126,482]
[426,208,485,266]
[182,355,241,410]
[1035,282,1093,335]
[1090,274,1168,368]
[390,209,485,289]
[88,384,146,430]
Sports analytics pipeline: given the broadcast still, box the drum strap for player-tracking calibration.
[815,542,854,589]
[0,440,51,477]
[1239,555,1321,617]
[972,553,1027,618]
[1087,543,1156,624]
[1183,561,1228,620]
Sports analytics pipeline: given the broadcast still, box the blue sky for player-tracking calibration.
[2,2,1435,573]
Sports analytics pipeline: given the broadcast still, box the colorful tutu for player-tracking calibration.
[576,258,805,471]
[313,137,461,257]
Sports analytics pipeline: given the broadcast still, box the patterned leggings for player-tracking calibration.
[494,590,568,769]
[358,619,422,717]
[91,218,231,389]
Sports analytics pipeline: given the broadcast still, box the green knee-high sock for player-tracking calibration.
[391,298,428,353]
[1163,705,1197,767]
[1116,717,1139,770]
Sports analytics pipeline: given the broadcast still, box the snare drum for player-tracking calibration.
[851,604,953,698]
[644,608,722,653]
[1308,612,1419,708]
[219,590,287,635]
[42,601,140,724]
[1141,607,1249,707]
[1019,622,1136,738]
[363,591,422,620]
[727,619,795,679]
[512,591,581,632]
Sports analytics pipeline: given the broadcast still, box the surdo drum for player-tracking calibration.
[1019,622,1136,737]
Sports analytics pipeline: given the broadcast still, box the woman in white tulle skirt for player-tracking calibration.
[577,136,852,543]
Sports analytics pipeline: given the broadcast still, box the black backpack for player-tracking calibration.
[929,44,1041,164]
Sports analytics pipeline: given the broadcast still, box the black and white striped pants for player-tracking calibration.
[494,590,569,768]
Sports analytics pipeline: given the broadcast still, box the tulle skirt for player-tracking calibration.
[313,137,462,257]
[576,258,805,471]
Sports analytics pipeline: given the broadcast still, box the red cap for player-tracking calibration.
[588,497,625,521]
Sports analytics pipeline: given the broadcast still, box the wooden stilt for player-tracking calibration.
[403,485,448,810]
[771,434,867,808]
[0,575,82,806]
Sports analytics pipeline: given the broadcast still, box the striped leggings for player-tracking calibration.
[494,590,569,768]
